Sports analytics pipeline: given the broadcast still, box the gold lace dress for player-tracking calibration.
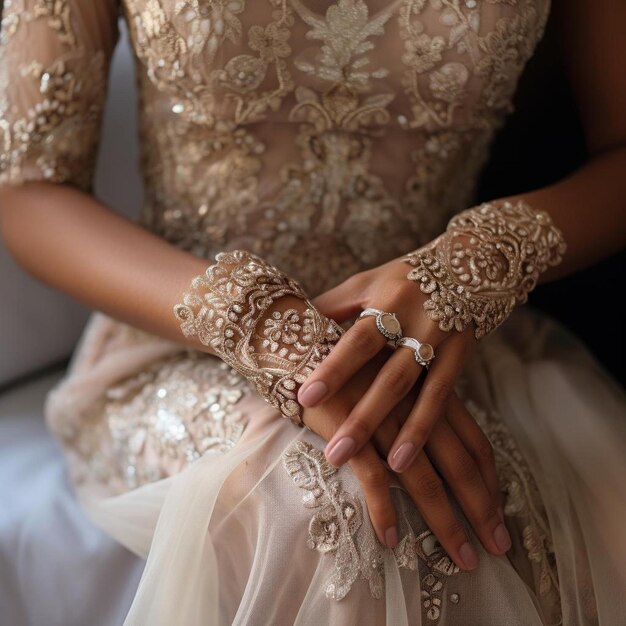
[2,1,626,624]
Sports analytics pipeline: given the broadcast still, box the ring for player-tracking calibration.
[358,308,403,345]
[397,336,435,368]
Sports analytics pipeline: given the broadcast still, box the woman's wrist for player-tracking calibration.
[172,250,343,425]
[403,199,567,339]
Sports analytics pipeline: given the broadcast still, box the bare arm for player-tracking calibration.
[516,0,626,280]
[0,183,209,352]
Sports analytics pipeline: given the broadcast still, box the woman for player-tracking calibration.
[1,0,625,623]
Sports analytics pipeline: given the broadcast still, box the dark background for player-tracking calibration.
[477,12,625,385]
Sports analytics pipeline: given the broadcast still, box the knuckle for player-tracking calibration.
[366,495,394,521]
[345,324,379,355]
[475,437,495,466]
[382,364,414,396]
[408,422,431,449]
[427,378,452,406]
[386,281,417,308]
[482,501,501,525]
[360,462,389,490]
[348,416,375,442]
[449,452,481,486]
[440,518,467,543]
[316,361,343,388]
[415,473,444,502]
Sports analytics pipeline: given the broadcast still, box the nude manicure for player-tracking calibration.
[390,442,416,472]
[325,437,356,466]
[298,380,328,407]
[459,542,479,570]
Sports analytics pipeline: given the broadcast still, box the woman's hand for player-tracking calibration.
[299,255,477,473]
[302,349,510,571]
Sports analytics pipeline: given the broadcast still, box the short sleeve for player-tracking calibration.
[0,0,119,191]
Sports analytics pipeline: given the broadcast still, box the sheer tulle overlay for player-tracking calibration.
[44,309,626,625]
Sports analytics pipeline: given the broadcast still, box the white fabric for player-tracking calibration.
[45,307,626,625]
[0,371,144,626]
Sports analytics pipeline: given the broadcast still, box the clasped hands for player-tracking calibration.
[297,256,511,572]
[175,202,563,573]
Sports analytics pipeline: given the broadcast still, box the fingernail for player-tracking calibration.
[389,442,416,473]
[299,381,328,407]
[493,523,512,553]
[459,542,479,570]
[325,437,356,466]
[385,526,398,549]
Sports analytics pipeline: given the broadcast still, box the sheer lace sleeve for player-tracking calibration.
[0,0,119,191]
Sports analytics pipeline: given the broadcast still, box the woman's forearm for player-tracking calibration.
[507,145,626,282]
[0,182,210,352]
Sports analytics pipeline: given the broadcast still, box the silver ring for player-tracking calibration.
[397,336,435,368]
[358,308,403,345]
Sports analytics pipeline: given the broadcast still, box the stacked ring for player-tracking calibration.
[357,308,403,345]
[397,336,436,368]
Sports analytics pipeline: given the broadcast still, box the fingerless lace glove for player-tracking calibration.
[404,200,566,339]
[173,250,343,425]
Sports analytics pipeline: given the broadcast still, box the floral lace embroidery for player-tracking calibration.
[0,0,112,189]
[282,440,461,623]
[462,395,562,620]
[122,0,550,295]
[405,200,566,338]
[173,250,343,423]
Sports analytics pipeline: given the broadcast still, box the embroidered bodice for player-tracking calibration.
[0,0,550,295]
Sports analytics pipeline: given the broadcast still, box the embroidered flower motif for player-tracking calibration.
[283,440,462,622]
[429,62,469,103]
[261,308,305,354]
[222,54,267,92]
[174,0,245,58]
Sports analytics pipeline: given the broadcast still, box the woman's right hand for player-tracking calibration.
[302,349,507,572]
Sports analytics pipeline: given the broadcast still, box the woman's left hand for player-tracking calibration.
[298,254,477,473]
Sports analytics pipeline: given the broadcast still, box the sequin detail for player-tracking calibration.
[405,200,566,338]
[282,439,460,622]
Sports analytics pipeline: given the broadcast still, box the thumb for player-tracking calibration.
[312,276,364,323]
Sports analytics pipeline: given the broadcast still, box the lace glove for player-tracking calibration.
[173,250,343,425]
[404,200,566,339]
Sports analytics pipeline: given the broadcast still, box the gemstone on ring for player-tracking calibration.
[397,336,435,368]
[377,312,402,338]
[358,308,403,344]
[417,342,434,362]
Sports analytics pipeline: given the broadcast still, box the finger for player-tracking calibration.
[446,394,503,509]
[298,317,387,408]
[373,420,477,571]
[311,273,366,323]
[388,334,469,473]
[401,452,478,571]
[349,443,399,549]
[325,347,422,466]
[425,419,511,556]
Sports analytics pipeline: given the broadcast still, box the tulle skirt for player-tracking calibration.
[44,307,626,625]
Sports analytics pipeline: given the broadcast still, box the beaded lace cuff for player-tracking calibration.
[173,250,343,424]
[404,201,566,339]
